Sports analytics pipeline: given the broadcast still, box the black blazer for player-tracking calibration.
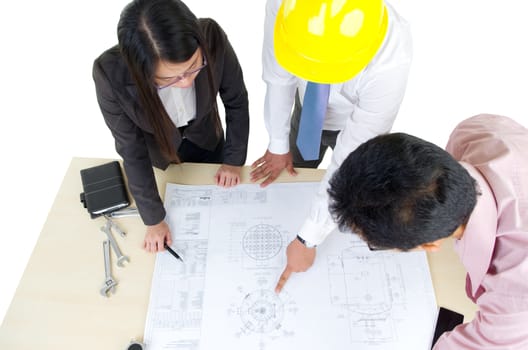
[93,18,249,225]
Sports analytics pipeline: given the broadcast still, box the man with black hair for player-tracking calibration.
[328,114,528,349]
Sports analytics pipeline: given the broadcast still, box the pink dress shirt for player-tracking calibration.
[434,114,528,349]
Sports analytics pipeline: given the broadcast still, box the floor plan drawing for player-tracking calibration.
[144,182,438,350]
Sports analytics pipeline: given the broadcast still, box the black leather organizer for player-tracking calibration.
[80,161,130,218]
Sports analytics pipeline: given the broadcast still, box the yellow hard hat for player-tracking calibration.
[274,0,388,84]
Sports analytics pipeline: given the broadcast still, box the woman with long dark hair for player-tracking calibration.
[93,0,249,253]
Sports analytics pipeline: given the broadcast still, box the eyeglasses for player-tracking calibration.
[156,55,207,90]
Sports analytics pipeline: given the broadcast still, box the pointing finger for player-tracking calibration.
[275,266,293,293]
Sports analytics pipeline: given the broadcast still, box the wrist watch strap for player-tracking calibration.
[296,235,317,248]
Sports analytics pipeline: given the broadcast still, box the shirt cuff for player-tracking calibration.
[298,216,337,246]
[268,138,290,155]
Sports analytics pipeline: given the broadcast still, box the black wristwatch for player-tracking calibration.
[296,235,317,248]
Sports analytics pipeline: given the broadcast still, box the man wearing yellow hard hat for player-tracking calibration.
[250,0,412,292]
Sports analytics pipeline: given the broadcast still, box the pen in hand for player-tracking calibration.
[164,242,184,263]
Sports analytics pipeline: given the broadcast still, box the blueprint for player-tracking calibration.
[144,182,437,349]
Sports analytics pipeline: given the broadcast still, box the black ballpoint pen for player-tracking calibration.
[164,242,184,262]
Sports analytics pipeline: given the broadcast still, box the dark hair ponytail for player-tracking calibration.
[117,0,221,162]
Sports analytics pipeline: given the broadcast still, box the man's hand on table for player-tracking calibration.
[250,150,297,187]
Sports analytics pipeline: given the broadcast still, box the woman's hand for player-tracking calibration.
[143,221,172,253]
[214,164,242,188]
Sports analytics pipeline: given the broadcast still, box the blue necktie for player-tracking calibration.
[296,82,330,161]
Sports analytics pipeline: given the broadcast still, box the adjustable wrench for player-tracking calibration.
[100,240,117,297]
[100,220,130,267]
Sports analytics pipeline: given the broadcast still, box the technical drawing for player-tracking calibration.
[166,188,212,208]
[242,224,283,261]
[227,284,297,350]
[328,246,407,344]
[147,183,437,350]
[225,221,286,270]
[213,188,267,206]
[165,187,215,239]
[167,210,201,236]
[240,289,284,333]
[150,239,208,331]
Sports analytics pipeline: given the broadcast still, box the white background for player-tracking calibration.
[1,0,527,324]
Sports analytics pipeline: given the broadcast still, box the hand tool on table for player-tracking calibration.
[103,214,127,238]
[100,220,130,267]
[107,207,140,218]
[100,240,117,297]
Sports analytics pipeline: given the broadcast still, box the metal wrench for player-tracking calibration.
[106,207,139,218]
[103,215,126,238]
[100,240,117,297]
[100,220,130,267]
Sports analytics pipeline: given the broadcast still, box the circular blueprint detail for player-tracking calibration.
[242,224,282,260]
[240,289,284,333]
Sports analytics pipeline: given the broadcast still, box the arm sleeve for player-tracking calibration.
[299,63,412,244]
[433,296,528,349]
[262,0,297,155]
[92,59,166,226]
[214,23,250,166]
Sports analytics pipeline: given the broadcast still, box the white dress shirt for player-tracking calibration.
[158,82,197,128]
[262,0,413,244]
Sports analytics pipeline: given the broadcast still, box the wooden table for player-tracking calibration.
[0,157,477,349]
